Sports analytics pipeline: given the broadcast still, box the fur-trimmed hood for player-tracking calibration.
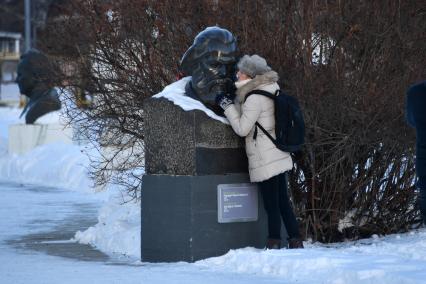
[236,71,279,103]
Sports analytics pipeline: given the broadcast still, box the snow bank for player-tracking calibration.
[30,110,64,124]
[153,77,229,124]
[196,229,426,283]
[0,142,93,192]
[0,107,92,192]
[74,194,140,258]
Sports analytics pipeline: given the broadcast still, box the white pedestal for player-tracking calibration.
[8,123,73,155]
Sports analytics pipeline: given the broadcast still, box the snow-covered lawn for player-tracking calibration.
[1,105,426,284]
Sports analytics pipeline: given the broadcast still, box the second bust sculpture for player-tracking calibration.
[17,49,61,124]
[180,27,237,115]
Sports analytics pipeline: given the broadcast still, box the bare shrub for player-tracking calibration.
[40,0,425,241]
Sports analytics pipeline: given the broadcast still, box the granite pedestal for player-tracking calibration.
[142,97,268,262]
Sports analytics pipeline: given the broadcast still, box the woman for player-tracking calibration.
[216,54,304,249]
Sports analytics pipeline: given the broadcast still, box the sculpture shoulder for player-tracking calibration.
[47,88,60,99]
[35,89,61,109]
[25,88,61,124]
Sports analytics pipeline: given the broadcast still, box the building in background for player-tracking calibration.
[0,0,54,106]
[0,31,21,105]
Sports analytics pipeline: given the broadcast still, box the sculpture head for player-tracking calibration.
[16,49,54,97]
[180,27,237,112]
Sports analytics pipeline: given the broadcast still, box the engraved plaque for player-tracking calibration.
[217,183,258,223]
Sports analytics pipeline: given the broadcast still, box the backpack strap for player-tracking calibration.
[244,89,279,145]
[244,89,277,102]
[254,121,278,145]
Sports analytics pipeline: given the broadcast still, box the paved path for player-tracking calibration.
[0,182,108,262]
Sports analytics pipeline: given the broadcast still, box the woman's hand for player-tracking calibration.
[215,93,234,110]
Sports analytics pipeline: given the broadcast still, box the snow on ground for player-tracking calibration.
[197,232,426,283]
[0,107,92,192]
[2,180,426,284]
[153,76,229,124]
[0,182,286,284]
[0,106,138,257]
[74,194,141,258]
[2,103,426,283]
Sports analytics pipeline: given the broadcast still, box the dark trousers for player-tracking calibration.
[258,172,301,240]
[418,176,426,224]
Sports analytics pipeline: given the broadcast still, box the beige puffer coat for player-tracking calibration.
[224,71,293,182]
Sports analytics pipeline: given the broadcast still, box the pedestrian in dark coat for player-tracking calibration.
[406,81,426,223]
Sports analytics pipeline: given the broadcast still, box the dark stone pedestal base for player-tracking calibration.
[141,174,268,262]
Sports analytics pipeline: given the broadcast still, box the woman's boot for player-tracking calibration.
[288,238,304,249]
[265,238,281,249]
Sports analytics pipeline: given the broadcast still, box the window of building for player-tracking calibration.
[8,40,16,53]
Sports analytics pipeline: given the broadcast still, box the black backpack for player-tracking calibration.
[245,89,305,153]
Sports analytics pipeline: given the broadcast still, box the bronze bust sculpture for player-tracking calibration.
[17,49,61,124]
[180,27,237,115]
